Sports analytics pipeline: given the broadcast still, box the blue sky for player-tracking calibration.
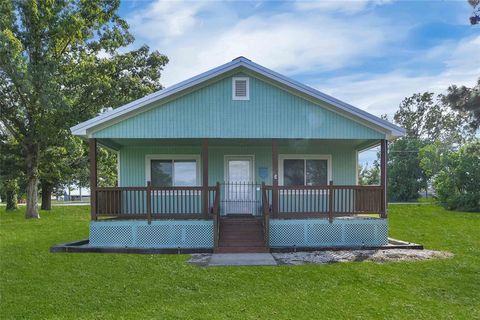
[118,0,479,164]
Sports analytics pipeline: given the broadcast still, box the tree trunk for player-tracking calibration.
[25,142,40,219]
[5,180,18,211]
[40,181,52,210]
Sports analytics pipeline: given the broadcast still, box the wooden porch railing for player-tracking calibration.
[94,184,220,221]
[261,182,270,250]
[93,183,385,221]
[212,182,221,249]
[261,183,386,219]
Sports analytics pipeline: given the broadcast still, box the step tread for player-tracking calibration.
[215,247,269,253]
[218,242,266,247]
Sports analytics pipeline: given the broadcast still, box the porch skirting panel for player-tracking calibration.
[269,218,388,248]
[89,220,214,249]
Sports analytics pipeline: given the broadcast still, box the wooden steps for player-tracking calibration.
[215,216,268,253]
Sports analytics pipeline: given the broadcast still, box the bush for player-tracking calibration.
[429,139,480,212]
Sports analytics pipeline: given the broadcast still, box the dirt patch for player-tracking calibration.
[272,249,453,265]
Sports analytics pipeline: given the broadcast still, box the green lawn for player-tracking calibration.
[1,205,479,319]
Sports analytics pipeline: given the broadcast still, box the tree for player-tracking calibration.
[38,135,84,210]
[393,92,474,143]
[421,139,480,211]
[0,131,24,210]
[388,91,475,201]
[359,161,380,185]
[442,78,480,132]
[0,1,168,218]
[388,138,428,201]
[469,0,480,24]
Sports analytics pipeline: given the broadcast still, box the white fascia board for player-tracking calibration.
[70,57,405,139]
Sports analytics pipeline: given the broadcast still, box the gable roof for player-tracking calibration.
[71,57,405,139]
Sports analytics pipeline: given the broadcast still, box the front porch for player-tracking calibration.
[88,138,388,251]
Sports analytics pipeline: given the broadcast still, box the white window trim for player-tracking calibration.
[355,150,359,185]
[278,154,332,186]
[145,154,201,187]
[232,77,250,100]
[116,150,121,186]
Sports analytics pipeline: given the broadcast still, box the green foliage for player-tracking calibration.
[388,138,428,201]
[420,139,480,211]
[358,161,379,185]
[2,179,18,210]
[443,78,480,131]
[393,92,474,143]
[0,0,168,216]
[1,204,479,318]
[0,132,24,209]
[97,147,118,187]
[388,90,476,202]
[422,139,480,212]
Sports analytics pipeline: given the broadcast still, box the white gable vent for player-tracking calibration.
[232,77,249,100]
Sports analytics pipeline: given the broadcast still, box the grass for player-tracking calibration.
[0,205,479,319]
[417,197,437,203]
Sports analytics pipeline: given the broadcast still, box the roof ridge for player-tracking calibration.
[71,57,405,138]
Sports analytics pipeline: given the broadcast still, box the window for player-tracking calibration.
[232,77,250,100]
[146,155,200,187]
[280,155,331,186]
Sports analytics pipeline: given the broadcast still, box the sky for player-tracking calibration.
[117,0,479,165]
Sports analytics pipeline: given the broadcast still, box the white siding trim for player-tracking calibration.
[116,150,121,186]
[355,150,359,186]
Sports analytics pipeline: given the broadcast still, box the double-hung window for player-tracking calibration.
[280,155,331,186]
[146,155,200,187]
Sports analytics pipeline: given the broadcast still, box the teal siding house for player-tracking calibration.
[71,57,404,253]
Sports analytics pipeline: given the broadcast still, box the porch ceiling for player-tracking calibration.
[97,138,381,151]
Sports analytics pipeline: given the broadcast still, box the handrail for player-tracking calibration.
[94,184,219,220]
[263,183,385,218]
[269,185,383,190]
[96,186,216,191]
[212,182,221,249]
[261,182,270,250]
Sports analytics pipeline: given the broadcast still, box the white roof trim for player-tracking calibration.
[71,57,405,138]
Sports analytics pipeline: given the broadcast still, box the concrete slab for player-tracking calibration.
[208,253,277,266]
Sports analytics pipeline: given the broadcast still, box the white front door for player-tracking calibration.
[224,156,255,214]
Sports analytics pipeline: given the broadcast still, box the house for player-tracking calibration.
[71,57,405,253]
[63,185,90,202]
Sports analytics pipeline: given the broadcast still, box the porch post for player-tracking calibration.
[272,139,279,217]
[380,139,388,218]
[89,138,97,221]
[202,138,209,218]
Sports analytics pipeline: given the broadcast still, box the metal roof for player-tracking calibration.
[71,56,405,139]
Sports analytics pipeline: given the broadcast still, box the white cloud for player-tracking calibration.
[295,0,392,14]
[127,0,210,41]
[127,1,405,86]
[316,36,480,117]
[125,1,478,121]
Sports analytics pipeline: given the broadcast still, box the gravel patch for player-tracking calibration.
[188,253,212,266]
[272,249,453,265]
[189,249,453,266]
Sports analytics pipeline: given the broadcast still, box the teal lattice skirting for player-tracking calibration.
[89,220,214,249]
[269,218,388,248]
